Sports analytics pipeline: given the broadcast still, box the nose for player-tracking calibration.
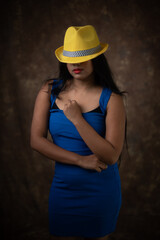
[72,62,81,66]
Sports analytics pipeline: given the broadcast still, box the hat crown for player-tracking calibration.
[63,25,100,52]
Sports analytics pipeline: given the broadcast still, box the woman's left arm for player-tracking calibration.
[63,93,126,165]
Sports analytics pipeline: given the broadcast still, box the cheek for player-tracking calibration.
[67,64,73,75]
[87,63,93,74]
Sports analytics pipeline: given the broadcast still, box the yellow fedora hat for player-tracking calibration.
[55,25,109,63]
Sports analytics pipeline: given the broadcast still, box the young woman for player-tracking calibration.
[30,25,127,240]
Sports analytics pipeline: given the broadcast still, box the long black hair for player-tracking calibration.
[47,54,129,168]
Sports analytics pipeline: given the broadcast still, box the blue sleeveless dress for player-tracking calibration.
[48,80,122,238]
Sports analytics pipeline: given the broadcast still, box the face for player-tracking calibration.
[66,60,93,80]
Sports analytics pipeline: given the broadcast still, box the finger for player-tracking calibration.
[64,103,68,108]
[69,99,78,104]
[103,164,108,169]
[96,167,102,173]
[68,99,76,102]
[66,99,72,105]
[98,161,107,168]
[99,162,108,169]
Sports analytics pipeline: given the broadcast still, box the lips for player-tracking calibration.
[73,68,82,74]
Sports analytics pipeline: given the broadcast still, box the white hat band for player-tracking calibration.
[63,45,102,58]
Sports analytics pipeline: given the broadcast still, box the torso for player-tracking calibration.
[55,82,103,113]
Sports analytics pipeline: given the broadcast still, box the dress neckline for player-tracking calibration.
[53,87,104,114]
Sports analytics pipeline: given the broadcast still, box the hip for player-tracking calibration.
[52,162,121,194]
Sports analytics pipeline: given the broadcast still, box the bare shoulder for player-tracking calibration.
[40,79,54,94]
[33,79,54,111]
[107,92,126,114]
[36,79,53,102]
[105,92,126,128]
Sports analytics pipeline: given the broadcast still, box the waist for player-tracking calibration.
[54,161,118,176]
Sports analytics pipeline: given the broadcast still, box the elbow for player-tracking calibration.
[98,154,115,166]
[30,137,36,150]
[109,156,118,165]
[109,150,121,165]
[30,135,39,151]
[102,150,119,165]
[106,156,116,165]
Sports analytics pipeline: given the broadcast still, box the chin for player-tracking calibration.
[74,73,91,79]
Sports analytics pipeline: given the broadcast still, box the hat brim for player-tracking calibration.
[55,43,109,63]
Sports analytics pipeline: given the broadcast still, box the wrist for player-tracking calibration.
[76,154,83,167]
[73,115,84,127]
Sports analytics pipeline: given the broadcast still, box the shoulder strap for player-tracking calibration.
[99,87,112,114]
[50,79,63,108]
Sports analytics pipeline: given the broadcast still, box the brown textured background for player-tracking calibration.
[1,0,160,239]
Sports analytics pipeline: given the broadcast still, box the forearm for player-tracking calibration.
[74,117,117,165]
[30,136,81,166]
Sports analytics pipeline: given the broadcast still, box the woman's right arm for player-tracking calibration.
[30,80,107,172]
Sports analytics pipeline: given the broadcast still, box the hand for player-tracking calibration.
[63,99,83,124]
[78,154,108,172]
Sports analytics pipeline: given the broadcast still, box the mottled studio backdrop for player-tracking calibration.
[1,0,160,239]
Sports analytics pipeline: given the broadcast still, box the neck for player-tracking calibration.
[71,74,96,91]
